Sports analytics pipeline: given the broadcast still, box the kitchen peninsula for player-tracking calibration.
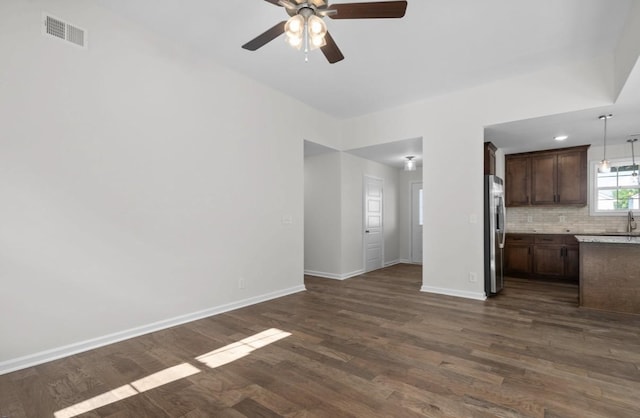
[575,235,640,315]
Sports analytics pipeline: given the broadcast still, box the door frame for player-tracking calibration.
[363,175,384,273]
[410,180,423,264]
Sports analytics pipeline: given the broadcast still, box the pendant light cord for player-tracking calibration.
[603,116,608,161]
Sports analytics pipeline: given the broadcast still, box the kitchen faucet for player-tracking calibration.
[628,210,637,239]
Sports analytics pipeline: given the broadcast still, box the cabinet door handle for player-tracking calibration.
[528,246,531,255]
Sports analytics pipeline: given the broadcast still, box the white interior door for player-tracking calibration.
[411,182,423,264]
[364,176,384,273]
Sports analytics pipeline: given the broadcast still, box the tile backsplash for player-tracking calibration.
[506,206,631,234]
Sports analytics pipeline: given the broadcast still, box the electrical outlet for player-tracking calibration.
[527,215,533,223]
[238,278,246,289]
[469,272,478,283]
[559,215,566,223]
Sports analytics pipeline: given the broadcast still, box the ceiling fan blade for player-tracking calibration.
[277,0,298,10]
[317,8,338,17]
[328,1,407,19]
[264,0,284,6]
[320,32,344,64]
[242,21,287,51]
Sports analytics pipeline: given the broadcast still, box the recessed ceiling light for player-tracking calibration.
[554,135,568,141]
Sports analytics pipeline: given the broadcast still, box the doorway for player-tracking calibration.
[411,181,423,263]
[364,176,384,272]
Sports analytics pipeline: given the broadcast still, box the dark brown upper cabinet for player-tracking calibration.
[484,142,497,175]
[505,155,531,206]
[505,145,589,207]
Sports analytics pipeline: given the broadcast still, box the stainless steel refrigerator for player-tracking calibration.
[484,175,506,296]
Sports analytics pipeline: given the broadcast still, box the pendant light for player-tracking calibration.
[598,114,613,173]
[628,137,639,184]
[404,156,416,171]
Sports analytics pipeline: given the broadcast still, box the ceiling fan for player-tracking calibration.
[242,1,408,64]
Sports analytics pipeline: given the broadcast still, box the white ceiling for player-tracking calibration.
[95,0,632,119]
[94,0,638,161]
[303,140,339,157]
[304,137,422,169]
[486,62,640,154]
[344,137,422,169]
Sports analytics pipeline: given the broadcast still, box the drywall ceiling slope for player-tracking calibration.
[345,137,422,169]
[95,0,632,118]
[486,54,640,155]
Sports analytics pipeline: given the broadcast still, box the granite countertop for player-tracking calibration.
[575,235,640,244]
[508,231,640,236]
[507,231,575,235]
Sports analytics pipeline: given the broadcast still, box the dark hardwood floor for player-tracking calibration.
[2,264,640,417]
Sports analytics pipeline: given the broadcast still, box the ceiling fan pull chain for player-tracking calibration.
[304,18,310,62]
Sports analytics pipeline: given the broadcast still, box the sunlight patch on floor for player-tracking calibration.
[53,363,200,418]
[196,328,292,369]
[53,328,291,418]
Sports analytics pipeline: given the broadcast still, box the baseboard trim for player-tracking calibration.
[384,259,400,267]
[304,270,344,280]
[304,269,365,280]
[420,285,487,301]
[342,269,365,279]
[0,285,306,376]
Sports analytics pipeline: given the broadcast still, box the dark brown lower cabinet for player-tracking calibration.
[564,245,579,279]
[533,245,564,276]
[505,234,578,281]
[504,243,532,275]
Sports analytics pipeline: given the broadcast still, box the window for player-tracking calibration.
[592,158,640,215]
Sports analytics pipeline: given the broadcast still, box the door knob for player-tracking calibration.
[365,230,370,233]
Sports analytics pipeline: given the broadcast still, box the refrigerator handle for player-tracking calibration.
[498,195,506,249]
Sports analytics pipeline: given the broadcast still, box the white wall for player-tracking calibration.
[495,149,506,180]
[398,168,423,262]
[341,55,617,300]
[304,152,342,276]
[0,0,339,373]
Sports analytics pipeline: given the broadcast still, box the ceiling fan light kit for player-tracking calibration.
[242,0,408,63]
[283,9,328,58]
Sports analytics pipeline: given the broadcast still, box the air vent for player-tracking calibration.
[43,14,87,48]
